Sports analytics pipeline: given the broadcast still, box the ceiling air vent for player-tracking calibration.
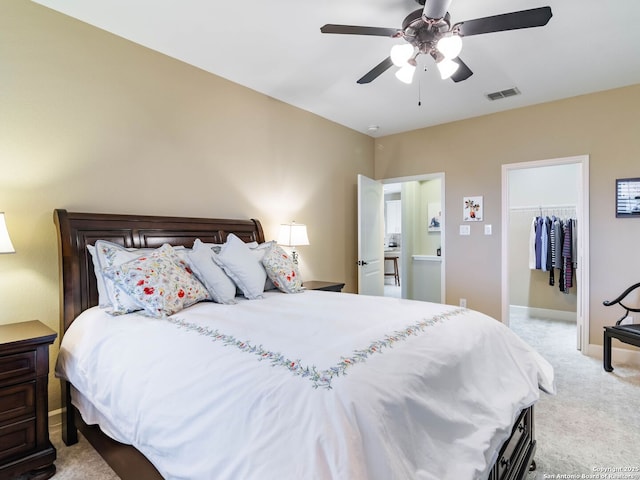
[486,87,521,101]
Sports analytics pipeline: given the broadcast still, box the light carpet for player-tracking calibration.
[510,314,640,479]
[45,314,640,479]
[44,424,119,480]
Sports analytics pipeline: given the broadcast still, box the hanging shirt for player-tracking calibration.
[540,217,548,272]
[562,220,573,292]
[535,216,544,270]
[529,217,537,270]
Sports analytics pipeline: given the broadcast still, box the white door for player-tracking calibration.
[357,174,384,296]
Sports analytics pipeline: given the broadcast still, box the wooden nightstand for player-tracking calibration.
[0,321,57,480]
[303,281,345,292]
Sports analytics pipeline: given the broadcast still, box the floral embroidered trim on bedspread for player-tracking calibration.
[167,308,467,389]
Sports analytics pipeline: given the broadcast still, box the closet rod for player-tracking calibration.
[509,204,576,212]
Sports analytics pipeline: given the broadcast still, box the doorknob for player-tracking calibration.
[357,260,368,266]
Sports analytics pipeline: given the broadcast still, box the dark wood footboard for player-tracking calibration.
[489,406,536,480]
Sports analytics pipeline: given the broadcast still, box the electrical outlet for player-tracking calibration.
[460,298,467,308]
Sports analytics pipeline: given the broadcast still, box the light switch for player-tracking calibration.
[459,225,471,236]
[484,224,492,235]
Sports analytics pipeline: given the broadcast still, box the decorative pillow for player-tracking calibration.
[250,241,277,291]
[93,240,154,314]
[192,238,223,254]
[92,241,193,314]
[103,243,210,318]
[261,244,304,293]
[212,234,268,300]
[87,244,109,307]
[187,240,237,304]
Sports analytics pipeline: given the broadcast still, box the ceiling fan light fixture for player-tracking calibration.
[436,34,463,59]
[395,63,416,84]
[437,58,459,80]
[390,43,414,67]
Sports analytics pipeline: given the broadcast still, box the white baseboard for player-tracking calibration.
[48,408,63,427]
[587,342,640,369]
[510,305,576,323]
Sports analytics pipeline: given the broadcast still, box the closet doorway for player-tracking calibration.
[501,155,590,353]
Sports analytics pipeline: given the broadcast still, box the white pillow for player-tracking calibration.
[187,239,237,304]
[87,244,109,307]
[191,238,223,254]
[93,240,152,314]
[212,234,268,300]
[249,241,278,291]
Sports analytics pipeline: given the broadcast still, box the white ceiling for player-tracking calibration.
[33,0,640,137]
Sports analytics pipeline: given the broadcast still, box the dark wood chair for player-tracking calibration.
[603,282,640,372]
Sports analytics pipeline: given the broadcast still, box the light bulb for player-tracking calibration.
[395,64,416,84]
[437,34,463,59]
[437,58,459,80]
[390,44,414,67]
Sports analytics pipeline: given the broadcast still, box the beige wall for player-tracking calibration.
[374,84,640,349]
[0,1,373,410]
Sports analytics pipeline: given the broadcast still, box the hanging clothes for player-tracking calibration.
[562,219,573,293]
[529,213,577,293]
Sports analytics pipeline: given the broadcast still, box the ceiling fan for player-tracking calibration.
[320,0,552,85]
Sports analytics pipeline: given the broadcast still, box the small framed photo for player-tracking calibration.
[463,196,483,222]
[428,202,441,232]
[616,178,640,218]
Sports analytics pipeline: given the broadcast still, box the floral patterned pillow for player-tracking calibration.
[94,240,155,314]
[103,243,210,317]
[261,244,304,294]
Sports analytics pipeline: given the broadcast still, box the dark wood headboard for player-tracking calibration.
[53,209,265,335]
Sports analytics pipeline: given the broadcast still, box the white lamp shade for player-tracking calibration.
[390,44,414,67]
[0,213,15,254]
[437,34,463,59]
[395,64,416,84]
[277,223,309,247]
[437,58,459,80]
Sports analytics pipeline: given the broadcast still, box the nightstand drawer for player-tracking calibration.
[0,382,35,424]
[0,351,37,386]
[0,418,36,462]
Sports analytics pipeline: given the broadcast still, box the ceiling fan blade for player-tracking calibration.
[456,6,552,37]
[450,57,473,83]
[422,0,452,20]
[320,24,401,37]
[357,57,394,84]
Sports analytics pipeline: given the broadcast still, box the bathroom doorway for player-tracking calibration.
[381,173,445,302]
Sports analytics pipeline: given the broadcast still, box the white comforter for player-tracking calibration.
[56,291,555,480]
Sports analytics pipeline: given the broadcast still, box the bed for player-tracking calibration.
[53,209,555,480]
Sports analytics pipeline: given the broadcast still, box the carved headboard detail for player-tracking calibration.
[53,209,265,334]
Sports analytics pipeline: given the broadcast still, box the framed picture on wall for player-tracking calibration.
[463,196,483,221]
[428,202,441,232]
[616,178,640,217]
